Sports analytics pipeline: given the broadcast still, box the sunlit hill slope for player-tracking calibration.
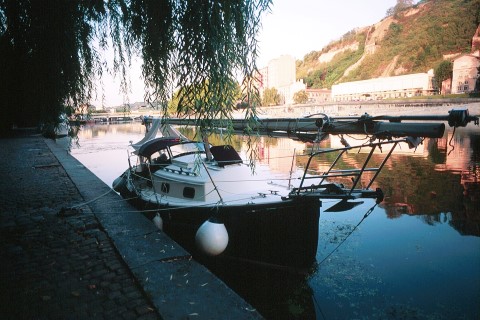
[296,0,480,89]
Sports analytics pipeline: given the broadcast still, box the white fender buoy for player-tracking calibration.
[153,214,163,231]
[195,218,229,256]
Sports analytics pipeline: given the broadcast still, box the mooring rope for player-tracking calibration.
[69,188,115,209]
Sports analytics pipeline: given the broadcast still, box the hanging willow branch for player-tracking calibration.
[0,0,270,152]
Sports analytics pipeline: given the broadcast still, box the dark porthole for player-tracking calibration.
[161,183,170,194]
[183,187,195,199]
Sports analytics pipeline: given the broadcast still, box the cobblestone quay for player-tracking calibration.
[0,130,260,319]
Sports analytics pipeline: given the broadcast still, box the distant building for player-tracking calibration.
[258,66,269,91]
[305,88,331,103]
[267,55,296,88]
[282,79,307,104]
[441,78,452,95]
[331,70,435,101]
[451,52,480,94]
[259,55,305,104]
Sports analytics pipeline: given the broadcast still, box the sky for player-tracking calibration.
[257,0,398,67]
[93,0,398,107]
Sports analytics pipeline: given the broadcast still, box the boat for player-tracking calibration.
[55,114,70,138]
[113,108,478,269]
[108,116,134,123]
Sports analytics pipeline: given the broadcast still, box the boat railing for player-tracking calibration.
[292,138,407,201]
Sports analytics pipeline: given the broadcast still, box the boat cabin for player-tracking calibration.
[135,137,244,203]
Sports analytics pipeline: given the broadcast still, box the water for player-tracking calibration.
[69,122,480,319]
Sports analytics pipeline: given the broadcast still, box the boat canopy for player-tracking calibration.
[137,137,182,158]
[210,145,243,166]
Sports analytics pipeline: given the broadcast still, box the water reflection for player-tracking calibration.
[283,129,479,237]
[378,130,479,237]
[70,122,480,319]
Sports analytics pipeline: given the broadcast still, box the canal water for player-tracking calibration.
[69,121,479,319]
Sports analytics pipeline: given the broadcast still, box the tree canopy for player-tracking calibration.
[433,60,453,92]
[293,90,308,104]
[261,87,281,106]
[386,0,414,17]
[0,0,271,136]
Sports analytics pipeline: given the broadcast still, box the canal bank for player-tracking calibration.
[0,130,261,319]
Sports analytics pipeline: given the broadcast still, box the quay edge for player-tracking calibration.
[45,139,262,319]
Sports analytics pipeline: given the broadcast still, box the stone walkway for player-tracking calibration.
[0,130,261,320]
[0,132,159,319]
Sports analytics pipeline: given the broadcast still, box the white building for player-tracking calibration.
[267,55,296,88]
[260,55,306,104]
[451,53,480,94]
[331,70,435,101]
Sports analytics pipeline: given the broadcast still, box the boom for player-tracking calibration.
[148,108,478,142]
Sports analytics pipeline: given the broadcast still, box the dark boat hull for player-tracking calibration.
[119,179,321,269]
[164,196,320,269]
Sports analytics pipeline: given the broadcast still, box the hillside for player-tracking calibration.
[297,0,480,89]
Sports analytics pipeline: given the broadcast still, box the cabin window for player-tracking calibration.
[161,183,170,194]
[150,151,170,165]
[183,187,195,199]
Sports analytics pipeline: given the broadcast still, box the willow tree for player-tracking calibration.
[0,0,270,138]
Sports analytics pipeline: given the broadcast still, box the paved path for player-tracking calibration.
[0,131,260,319]
[0,132,160,319]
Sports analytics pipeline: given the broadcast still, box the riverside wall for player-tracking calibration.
[253,99,480,118]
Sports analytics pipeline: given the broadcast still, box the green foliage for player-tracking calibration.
[0,0,271,139]
[169,81,242,117]
[302,33,366,88]
[433,60,453,91]
[262,87,281,106]
[0,0,103,134]
[293,90,309,104]
[386,22,403,40]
